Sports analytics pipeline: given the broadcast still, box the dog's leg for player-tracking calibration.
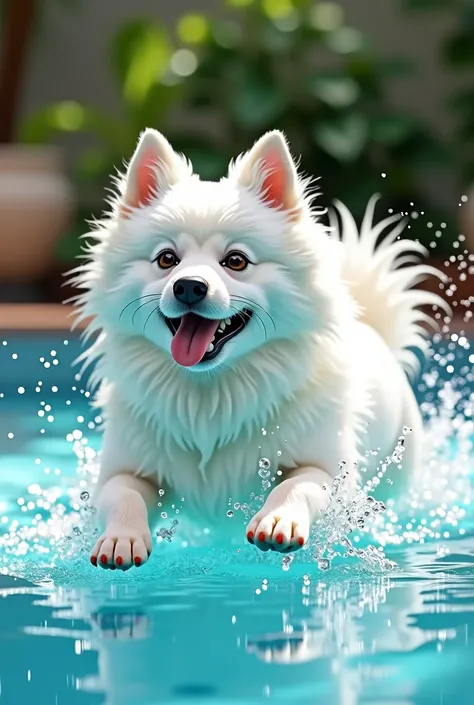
[90,473,159,570]
[246,466,335,553]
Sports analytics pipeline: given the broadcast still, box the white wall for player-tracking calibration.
[20,0,462,206]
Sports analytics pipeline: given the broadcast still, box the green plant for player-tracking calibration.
[404,0,474,184]
[22,0,453,251]
[21,19,181,187]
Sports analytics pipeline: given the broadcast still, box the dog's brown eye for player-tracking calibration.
[222,252,250,272]
[155,250,179,269]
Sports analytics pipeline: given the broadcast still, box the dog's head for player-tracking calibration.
[81,129,334,373]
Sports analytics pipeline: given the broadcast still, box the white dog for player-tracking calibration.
[73,128,445,570]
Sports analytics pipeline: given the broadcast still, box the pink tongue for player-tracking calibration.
[171,314,220,367]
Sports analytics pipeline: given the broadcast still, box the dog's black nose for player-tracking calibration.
[173,277,208,305]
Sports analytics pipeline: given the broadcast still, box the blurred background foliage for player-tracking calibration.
[403,0,474,187]
[19,0,466,256]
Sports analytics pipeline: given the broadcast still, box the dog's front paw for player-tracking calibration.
[90,524,152,570]
[246,506,310,553]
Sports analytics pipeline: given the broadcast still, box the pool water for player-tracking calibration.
[0,333,473,705]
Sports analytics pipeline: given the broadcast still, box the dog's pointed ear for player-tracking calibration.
[230,131,301,214]
[120,129,184,218]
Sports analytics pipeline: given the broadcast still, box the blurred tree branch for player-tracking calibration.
[0,0,37,143]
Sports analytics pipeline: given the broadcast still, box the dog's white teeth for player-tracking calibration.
[218,322,225,332]
[225,318,231,325]
[207,343,214,353]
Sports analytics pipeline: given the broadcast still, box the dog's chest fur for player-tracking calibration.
[95,329,361,519]
[101,378,322,513]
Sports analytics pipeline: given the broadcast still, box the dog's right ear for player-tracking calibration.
[119,129,184,218]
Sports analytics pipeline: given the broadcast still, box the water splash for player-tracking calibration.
[228,324,473,575]
[0,438,99,577]
[0,212,472,581]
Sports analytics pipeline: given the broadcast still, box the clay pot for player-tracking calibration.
[0,145,74,283]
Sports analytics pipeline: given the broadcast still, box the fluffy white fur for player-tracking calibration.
[71,128,447,570]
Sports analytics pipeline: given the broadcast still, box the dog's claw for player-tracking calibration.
[246,506,310,553]
[90,525,152,571]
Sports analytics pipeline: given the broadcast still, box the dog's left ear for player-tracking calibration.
[230,131,302,215]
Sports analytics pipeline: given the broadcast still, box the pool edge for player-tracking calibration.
[0,304,90,332]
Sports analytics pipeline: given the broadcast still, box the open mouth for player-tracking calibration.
[163,309,252,367]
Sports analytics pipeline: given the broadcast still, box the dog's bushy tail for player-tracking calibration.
[329,194,450,377]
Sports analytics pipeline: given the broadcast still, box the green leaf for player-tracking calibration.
[261,23,297,53]
[376,58,415,78]
[344,56,382,99]
[131,82,184,133]
[176,13,209,44]
[75,148,118,184]
[225,0,255,7]
[462,160,474,183]
[444,31,474,66]
[185,147,229,180]
[371,115,416,145]
[460,4,474,29]
[19,102,126,148]
[448,86,474,112]
[402,0,454,9]
[212,20,243,49]
[230,77,286,128]
[111,21,173,105]
[310,75,360,108]
[392,131,449,169]
[313,113,368,161]
[309,2,344,32]
[324,26,366,54]
[457,114,474,142]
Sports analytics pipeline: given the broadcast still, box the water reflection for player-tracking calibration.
[1,546,474,704]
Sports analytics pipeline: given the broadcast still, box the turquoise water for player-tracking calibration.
[0,333,473,705]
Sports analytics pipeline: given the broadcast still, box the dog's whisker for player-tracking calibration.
[119,294,162,321]
[131,297,162,327]
[143,305,162,336]
[250,311,269,341]
[229,304,268,341]
[231,295,276,332]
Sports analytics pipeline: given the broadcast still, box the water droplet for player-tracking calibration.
[159,489,165,497]
[226,510,234,518]
[80,491,89,502]
[258,458,271,478]
[161,511,167,519]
